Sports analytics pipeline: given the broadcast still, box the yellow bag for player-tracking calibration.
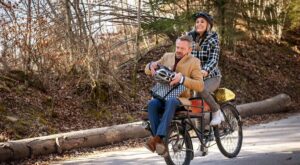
[214,88,236,103]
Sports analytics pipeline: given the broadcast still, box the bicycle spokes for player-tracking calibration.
[214,104,243,158]
[164,124,193,165]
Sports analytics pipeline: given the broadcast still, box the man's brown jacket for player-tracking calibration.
[145,52,204,106]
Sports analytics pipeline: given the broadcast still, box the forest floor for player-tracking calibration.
[0,38,299,164]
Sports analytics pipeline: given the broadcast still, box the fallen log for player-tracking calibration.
[0,122,150,162]
[236,93,291,118]
[0,93,292,162]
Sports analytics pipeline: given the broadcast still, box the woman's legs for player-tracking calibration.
[198,76,221,112]
[204,76,221,93]
[198,76,223,125]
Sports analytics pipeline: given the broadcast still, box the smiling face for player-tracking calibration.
[195,17,209,35]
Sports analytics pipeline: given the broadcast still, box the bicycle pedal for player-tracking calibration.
[201,147,208,153]
[208,135,215,141]
[203,130,210,135]
[194,145,209,157]
[194,150,208,157]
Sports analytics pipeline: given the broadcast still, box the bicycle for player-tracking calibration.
[141,88,243,165]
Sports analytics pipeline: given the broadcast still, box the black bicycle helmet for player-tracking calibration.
[154,66,175,84]
[192,12,213,29]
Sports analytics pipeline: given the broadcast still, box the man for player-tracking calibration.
[144,35,204,156]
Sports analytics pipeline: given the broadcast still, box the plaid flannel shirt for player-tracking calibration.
[188,31,221,80]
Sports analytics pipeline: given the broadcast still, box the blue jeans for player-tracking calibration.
[147,98,181,137]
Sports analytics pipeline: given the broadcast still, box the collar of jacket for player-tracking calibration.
[190,31,216,42]
[174,53,192,67]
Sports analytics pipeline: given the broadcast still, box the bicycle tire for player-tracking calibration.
[164,122,193,165]
[214,103,243,158]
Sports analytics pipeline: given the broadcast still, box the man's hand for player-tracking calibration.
[201,70,208,77]
[170,72,182,86]
[150,62,158,76]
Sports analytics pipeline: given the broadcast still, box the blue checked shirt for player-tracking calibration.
[188,31,221,80]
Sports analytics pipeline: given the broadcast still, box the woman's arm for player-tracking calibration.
[202,34,220,75]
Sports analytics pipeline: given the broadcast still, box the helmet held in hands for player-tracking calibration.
[154,66,175,84]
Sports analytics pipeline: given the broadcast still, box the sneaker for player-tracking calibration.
[210,110,224,126]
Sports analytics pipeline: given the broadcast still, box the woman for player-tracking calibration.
[188,12,223,125]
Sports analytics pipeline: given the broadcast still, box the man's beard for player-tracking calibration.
[175,52,183,58]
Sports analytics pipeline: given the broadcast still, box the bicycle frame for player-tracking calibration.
[177,111,213,149]
[142,97,214,147]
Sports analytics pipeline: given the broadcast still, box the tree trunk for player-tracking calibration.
[0,123,150,162]
[0,94,291,161]
[0,42,11,72]
[25,0,32,72]
[236,93,291,118]
[64,0,75,64]
[46,0,58,18]
[131,0,141,98]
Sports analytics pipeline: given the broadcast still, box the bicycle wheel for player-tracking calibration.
[164,122,193,165]
[214,103,243,158]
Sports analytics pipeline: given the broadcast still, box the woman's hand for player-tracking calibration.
[201,70,208,77]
